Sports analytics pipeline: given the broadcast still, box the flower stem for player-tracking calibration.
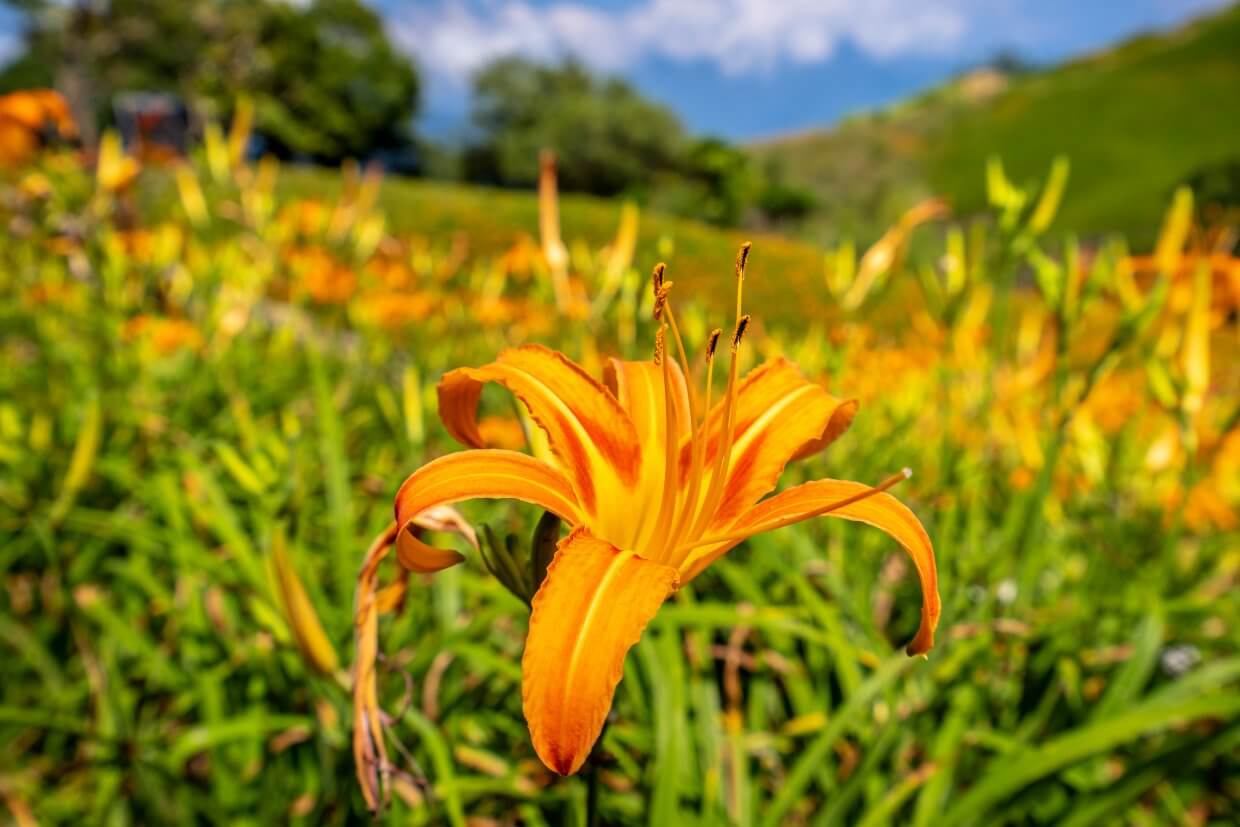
[583,720,609,827]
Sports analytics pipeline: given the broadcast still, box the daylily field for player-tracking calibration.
[2,104,1239,826]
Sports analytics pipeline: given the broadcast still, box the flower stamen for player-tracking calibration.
[661,302,700,546]
[685,243,751,543]
[650,322,681,556]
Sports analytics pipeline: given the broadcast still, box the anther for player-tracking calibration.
[653,281,674,321]
[731,314,751,352]
[654,327,666,365]
[735,242,752,279]
[705,328,723,361]
[652,262,666,292]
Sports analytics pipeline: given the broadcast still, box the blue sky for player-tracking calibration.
[384,0,1232,140]
[1,1,1231,141]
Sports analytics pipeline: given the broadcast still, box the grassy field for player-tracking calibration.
[751,3,1240,247]
[277,166,834,328]
[1,132,1238,827]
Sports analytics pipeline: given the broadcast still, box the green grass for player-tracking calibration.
[1,148,1237,825]
[751,4,1240,247]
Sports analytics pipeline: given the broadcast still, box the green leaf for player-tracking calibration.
[943,693,1240,824]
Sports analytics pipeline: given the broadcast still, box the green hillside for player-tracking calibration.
[751,4,1240,248]
[278,167,834,327]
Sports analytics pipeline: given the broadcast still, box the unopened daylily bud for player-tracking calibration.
[480,525,534,605]
[268,524,339,676]
[530,511,562,593]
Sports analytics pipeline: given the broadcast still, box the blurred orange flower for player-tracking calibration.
[356,290,435,328]
[124,315,203,355]
[287,246,357,305]
[0,89,76,168]
[476,415,529,451]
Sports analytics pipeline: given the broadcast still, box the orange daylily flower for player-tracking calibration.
[0,89,76,168]
[369,245,940,791]
[123,315,203,355]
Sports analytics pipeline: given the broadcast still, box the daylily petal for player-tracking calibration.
[604,358,691,548]
[688,358,858,528]
[437,345,640,521]
[685,479,940,656]
[522,528,679,775]
[393,449,582,572]
[604,358,691,450]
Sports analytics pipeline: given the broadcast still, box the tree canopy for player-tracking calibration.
[0,0,419,163]
[465,58,686,196]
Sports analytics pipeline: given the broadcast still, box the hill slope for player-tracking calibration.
[279,167,833,327]
[751,4,1240,247]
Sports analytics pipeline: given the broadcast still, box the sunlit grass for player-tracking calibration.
[0,118,1237,825]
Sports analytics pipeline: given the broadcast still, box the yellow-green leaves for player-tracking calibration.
[48,394,101,526]
[175,165,209,227]
[1182,259,1212,417]
[1027,156,1070,235]
[402,364,425,446]
[986,155,1027,226]
[204,122,231,184]
[227,96,254,169]
[1154,186,1193,275]
[986,154,1070,240]
[95,130,139,193]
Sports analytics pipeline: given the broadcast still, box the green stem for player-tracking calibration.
[1009,312,1121,599]
[583,720,609,827]
[586,758,602,827]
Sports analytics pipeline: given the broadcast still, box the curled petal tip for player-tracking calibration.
[905,640,933,658]
[395,526,466,573]
[904,605,939,657]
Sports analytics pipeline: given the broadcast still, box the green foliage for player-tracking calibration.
[243,0,419,161]
[465,57,686,196]
[0,142,1237,825]
[462,58,809,229]
[751,3,1240,247]
[1182,158,1240,217]
[651,138,757,226]
[0,0,419,163]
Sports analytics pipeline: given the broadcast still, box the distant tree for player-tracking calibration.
[1183,159,1240,217]
[243,0,419,161]
[0,0,420,163]
[652,137,757,226]
[983,49,1037,76]
[466,57,686,196]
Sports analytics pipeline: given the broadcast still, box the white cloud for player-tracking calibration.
[391,0,972,86]
[0,30,17,68]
